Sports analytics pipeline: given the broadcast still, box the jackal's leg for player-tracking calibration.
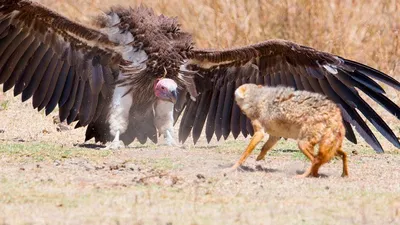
[298,140,316,162]
[256,136,280,161]
[309,142,334,177]
[296,140,316,178]
[229,122,264,170]
[336,148,348,177]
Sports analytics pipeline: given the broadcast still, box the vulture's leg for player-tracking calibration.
[164,129,177,146]
[105,130,124,150]
[106,78,133,150]
[154,100,178,146]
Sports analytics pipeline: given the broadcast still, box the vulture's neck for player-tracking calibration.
[153,99,175,143]
[153,99,174,117]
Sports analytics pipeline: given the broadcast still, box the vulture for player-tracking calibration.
[0,0,399,152]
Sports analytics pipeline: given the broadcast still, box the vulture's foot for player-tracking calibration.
[159,139,180,147]
[164,138,179,147]
[104,140,125,150]
[162,130,180,147]
[105,131,125,150]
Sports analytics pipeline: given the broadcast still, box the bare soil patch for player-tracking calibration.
[1,93,400,225]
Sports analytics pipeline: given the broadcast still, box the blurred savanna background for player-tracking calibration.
[0,0,400,224]
[38,0,400,121]
[40,0,400,75]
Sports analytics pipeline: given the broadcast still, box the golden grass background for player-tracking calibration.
[36,0,399,103]
[37,0,399,74]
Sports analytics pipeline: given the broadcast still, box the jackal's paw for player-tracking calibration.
[294,174,309,179]
[256,155,265,161]
[222,164,243,175]
[105,140,125,150]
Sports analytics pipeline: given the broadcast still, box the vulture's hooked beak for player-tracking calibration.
[169,89,178,104]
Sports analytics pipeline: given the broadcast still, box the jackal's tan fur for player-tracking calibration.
[231,84,348,177]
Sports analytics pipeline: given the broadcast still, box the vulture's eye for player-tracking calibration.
[161,87,165,90]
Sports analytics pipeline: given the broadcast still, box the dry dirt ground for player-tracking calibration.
[1,88,400,225]
[0,1,399,224]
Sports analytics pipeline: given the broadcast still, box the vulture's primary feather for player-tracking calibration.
[0,0,399,152]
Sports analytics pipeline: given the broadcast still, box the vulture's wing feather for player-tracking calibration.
[0,0,122,127]
[180,39,400,152]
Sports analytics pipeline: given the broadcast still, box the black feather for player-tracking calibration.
[0,38,38,88]
[79,81,98,126]
[246,117,254,136]
[305,75,324,94]
[90,61,104,95]
[326,74,400,148]
[343,120,357,144]
[67,79,85,124]
[0,29,26,70]
[305,66,325,79]
[59,67,76,107]
[179,99,199,143]
[192,91,212,144]
[46,63,72,115]
[14,43,48,96]
[92,95,106,123]
[318,78,383,152]
[0,25,21,57]
[285,72,297,89]
[214,78,227,141]
[344,59,400,90]
[299,73,313,91]
[37,59,65,111]
[22,49,55,103]
[32,58,62,108]
[230,78,242,139]
[59,74,79,122]
[351,70,385,94]
[221,80,234,140]
[205,86,220,142]
[337,70,400,120]
[278,71,288,86]
[0,17,11,36]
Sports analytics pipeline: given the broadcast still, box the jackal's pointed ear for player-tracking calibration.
[235,85,247,99]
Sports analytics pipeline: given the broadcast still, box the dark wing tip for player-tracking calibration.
[343,59,400,91]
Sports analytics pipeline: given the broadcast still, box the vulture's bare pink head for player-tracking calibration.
[154,78,178,104]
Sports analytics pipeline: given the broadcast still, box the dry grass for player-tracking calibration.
[37,0,399,78]
[35,0,400,126]
[1,139,400,225]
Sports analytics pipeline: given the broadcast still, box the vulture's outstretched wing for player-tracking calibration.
[178,39,400,153]
[0,0,123,127]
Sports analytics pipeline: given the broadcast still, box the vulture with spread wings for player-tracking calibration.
[0,0,399,152]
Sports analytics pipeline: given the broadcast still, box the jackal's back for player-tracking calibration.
[235,84,343,139]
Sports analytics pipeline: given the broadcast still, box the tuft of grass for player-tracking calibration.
[0,142,112,162]
[213,139,249,154]
[0,100,9,110]
[152,158,182,170]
